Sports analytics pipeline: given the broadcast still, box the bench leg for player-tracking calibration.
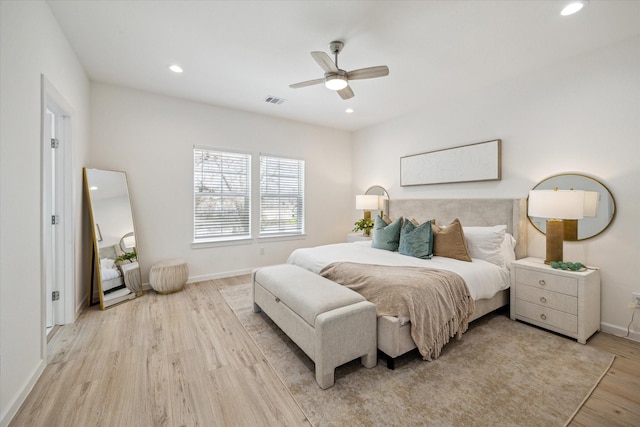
[361,352,377,369]
[315,365,335,390]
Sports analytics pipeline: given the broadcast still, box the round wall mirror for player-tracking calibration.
[528,173,616,240]
[364,185,390,218]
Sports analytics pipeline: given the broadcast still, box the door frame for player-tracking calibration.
[41,75,75,356]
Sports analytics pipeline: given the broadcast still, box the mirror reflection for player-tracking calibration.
[528,173,616,240]
[364,185,390,218]
[84,168,142,309]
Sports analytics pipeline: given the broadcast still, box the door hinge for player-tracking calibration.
[51,138,59,148]
[51,215,59,225]
[52,291,60,301]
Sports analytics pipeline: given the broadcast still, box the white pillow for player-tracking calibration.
[501,233,517,268]
[100,258,116,270]
[463,225,507,267]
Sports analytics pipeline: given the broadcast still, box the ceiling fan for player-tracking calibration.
[289,41,389,100]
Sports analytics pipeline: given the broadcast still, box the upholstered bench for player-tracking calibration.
[253,264,377,389]
[149,258,188,294]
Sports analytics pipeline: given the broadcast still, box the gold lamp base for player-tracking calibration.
[545,219,564,264]
[363,210,371,220]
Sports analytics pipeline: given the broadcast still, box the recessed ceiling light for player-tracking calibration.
[345,108,354,114]
[561,1,585,16]
[89,186,98,191]
[169,64,183,73]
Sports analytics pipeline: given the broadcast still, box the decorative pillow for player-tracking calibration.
[382,215,392,225]
[463,225,507,267]
[501,232,517,268]
[372,215,402,251]
[432,218,472,262]
[399,220,433,259]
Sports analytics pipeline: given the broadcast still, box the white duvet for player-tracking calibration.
[287,241,510,301]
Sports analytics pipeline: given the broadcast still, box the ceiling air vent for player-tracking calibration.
[264,96,286,105]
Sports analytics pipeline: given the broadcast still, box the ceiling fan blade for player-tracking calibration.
[311,51,338,72]
[338,85,354,100]
[347,66,389,80]
[289,78,325,89]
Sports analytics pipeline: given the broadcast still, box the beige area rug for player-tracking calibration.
[220,283,614,427]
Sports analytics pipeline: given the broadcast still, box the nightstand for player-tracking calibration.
[347,233,372,242]
[510,257,600,344]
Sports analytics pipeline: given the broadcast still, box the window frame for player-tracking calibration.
[259,154,305,238]
[193,146,252,243]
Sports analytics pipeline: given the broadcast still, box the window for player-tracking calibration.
[260,155,305,236]
[193,148,251,241]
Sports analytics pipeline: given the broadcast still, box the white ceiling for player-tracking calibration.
[47,1,640,132]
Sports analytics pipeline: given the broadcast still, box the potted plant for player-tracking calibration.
[116,250,137,263]
[353,217,375,237]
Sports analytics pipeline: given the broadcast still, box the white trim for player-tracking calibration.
[600,321,640,343]
[186,268,255,283]
[0,360,46,427]
[41,76,76,352]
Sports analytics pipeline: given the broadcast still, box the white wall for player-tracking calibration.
[0,1,91,425]
[352,36,640,338]
[89,83,352,283]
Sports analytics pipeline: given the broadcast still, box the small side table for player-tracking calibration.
[510,257,600,344]
[347,233,372,243]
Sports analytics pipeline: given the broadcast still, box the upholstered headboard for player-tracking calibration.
[388,198,527,259]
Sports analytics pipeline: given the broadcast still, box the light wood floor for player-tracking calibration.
[10,276,640,426]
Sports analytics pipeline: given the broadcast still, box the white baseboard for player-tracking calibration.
[140,268,255,291]
[600,321,640,342]
[187,268,255,283]
[1,359,46,427]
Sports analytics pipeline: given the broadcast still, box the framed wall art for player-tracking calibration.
[400,139,501,186]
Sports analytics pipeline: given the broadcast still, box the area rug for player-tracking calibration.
[220,283,614,427]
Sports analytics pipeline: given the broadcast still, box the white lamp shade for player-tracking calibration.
[528,190,585,219]
[122,234,136,249]
[583,191,599,217]
[355,194,379,210]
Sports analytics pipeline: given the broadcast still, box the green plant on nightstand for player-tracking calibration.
[116,250,137,263]
[353,217,375,236]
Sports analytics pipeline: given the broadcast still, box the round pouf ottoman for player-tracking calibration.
[149,259,189,294]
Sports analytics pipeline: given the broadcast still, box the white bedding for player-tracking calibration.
[287,241,510,301]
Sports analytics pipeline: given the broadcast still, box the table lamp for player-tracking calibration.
[528,189,584,263]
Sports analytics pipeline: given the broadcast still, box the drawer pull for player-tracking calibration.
[540,297,547,303]
[540,314,547,321]
[275,297,281,303]
[538,279,546,286]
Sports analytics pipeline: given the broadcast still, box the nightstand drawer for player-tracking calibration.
[515,284,577,315]
[515,299,578,333]
[515,268,578,296]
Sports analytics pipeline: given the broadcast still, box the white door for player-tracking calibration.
[42,76,75,339]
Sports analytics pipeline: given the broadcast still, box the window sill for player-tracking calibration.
[191,237,253,249]
[257,233,306,243]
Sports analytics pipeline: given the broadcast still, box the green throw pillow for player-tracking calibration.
[399,220,434,259]
[372,215,402,251]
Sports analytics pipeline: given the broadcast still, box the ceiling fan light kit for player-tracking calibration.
[290,40,389,100]
[325,72,348,90]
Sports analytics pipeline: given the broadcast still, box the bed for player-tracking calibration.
[288,198,527,367]
[99,244,126,294]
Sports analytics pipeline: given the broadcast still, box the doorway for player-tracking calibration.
[41,76,75,352]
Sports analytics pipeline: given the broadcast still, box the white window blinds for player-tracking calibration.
[260,155,305,236]
[194,148,251,241]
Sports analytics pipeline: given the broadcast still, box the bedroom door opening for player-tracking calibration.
[42,76,75,349]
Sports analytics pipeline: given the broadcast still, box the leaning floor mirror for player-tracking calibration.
[84,168,142,309]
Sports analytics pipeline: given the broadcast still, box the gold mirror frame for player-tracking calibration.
[528,173,616,241]
[364,185,390,218]
[84,168,141,309]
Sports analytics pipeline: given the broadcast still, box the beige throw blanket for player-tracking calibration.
[320,262,475,361]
